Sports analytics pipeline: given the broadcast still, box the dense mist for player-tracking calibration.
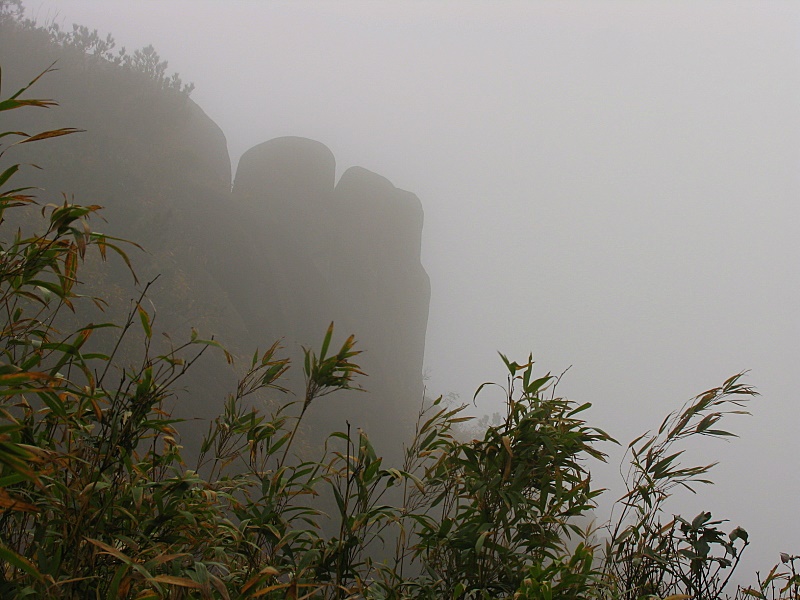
[7,0,800,586]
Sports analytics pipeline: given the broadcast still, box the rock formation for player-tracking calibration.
[230,138,430,447]
[0,25,431,459]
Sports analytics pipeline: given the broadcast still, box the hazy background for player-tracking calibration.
[18,0,800,579]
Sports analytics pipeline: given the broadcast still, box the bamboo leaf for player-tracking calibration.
[0,164,19,188]
[152,575,204,589]
[0,488,38,513]
[137,303,152,338]
[86,538,132,563]
[0,543,42,580]
[20,127,84,143]
[320,321,334,360]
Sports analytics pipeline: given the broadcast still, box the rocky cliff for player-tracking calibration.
[230,138,430,442]
[0,24,430,457]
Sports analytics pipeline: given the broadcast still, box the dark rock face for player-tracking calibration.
[230,138,430,450]
[1,27,430,459]
[0,26,249,450]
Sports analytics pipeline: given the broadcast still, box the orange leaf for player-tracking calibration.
[0,488,38,512]
[152,575,203,589]
[20,128,84,144]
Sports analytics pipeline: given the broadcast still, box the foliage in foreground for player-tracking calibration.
[0,65,796,600]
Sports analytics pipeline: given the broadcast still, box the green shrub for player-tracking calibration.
[1,61,794,600]
[392,355,612,599]
[602,374,757,600]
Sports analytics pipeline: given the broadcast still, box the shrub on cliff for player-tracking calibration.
[0,1,193,97]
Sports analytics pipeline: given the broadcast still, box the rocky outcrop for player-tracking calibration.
[1,26,430,458]
[230,138,430,448]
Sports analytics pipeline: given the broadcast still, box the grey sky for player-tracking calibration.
[18,0,800,578]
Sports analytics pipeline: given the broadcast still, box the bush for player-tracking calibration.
[1,62,793,600]
[1,2,193,97]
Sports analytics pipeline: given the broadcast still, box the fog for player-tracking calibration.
[19,0,800,579]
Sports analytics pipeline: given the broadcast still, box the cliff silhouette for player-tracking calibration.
[0,24,430,458]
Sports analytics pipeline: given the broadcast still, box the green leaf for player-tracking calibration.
[363,458,381,482]
[320,321,334,360]
[0,543,42,580]
[525,374,552,396]
[331,484,346,517]
[0,98,55,111]
[137,303,152,338]
[0,164,19,188]
[475,531,489,554]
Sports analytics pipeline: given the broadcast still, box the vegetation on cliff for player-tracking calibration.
[0,0,193,96]
[1,1,431,462]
